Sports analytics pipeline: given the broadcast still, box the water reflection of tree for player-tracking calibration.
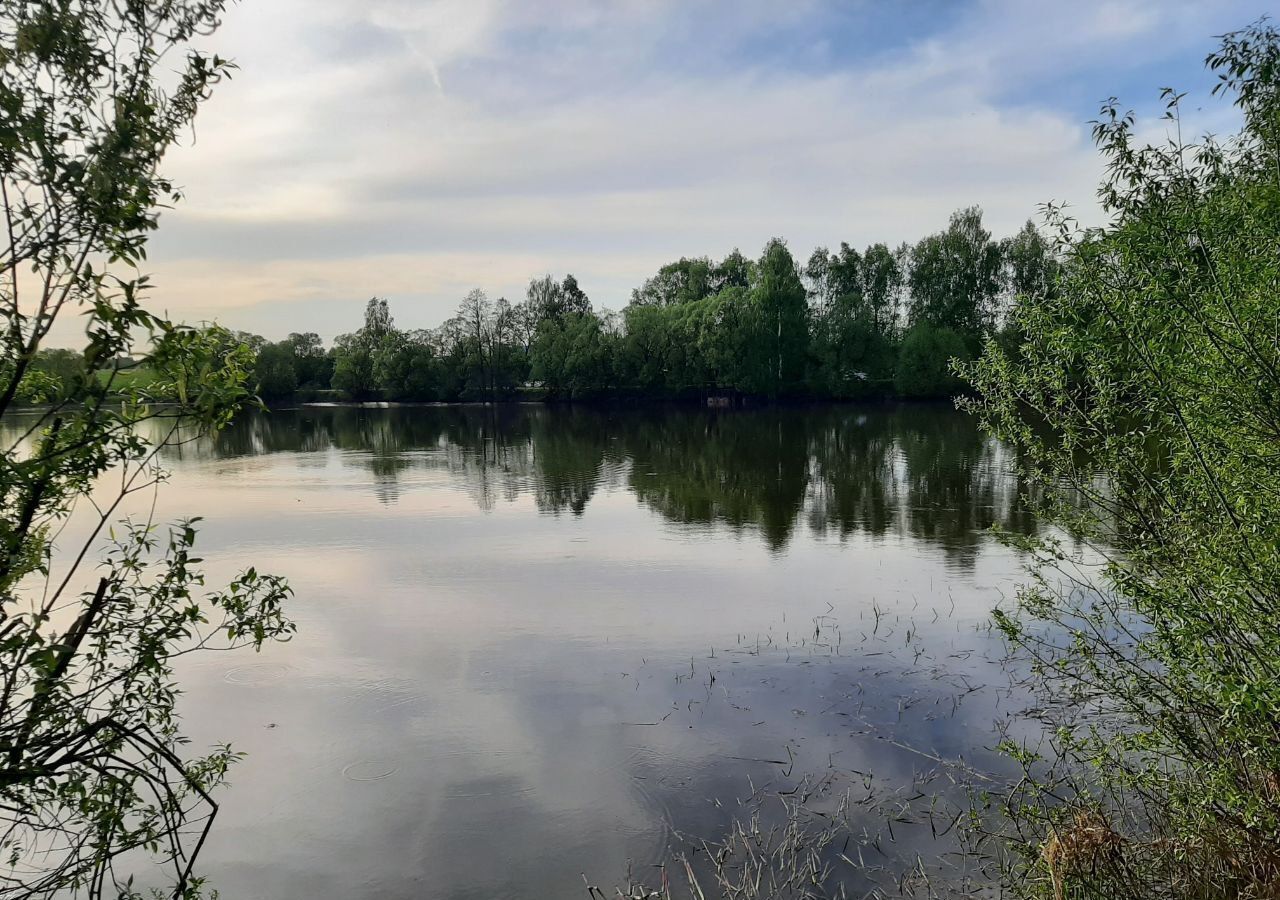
[128,403,1045,554]
[531,409,617,516]
[896,407,1002,568]
[807,409,898,541]
[622,410,809,552]
[909,408,1038,563]
[435,406,534,511]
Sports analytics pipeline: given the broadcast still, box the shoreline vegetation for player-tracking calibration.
[961,21,1280,900]
[14,205,1052,409]
[1,2,298,898]
[610,18,1279,900]
[2,1,1278,897]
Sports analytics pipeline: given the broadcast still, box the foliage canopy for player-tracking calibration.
[0,2,293,896]
[964,19,1280,899]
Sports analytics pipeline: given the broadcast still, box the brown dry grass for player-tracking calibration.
[1041,811,1125,900]
[1039,803,1280,900]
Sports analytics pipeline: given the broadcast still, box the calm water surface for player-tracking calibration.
[11,404,1048,898]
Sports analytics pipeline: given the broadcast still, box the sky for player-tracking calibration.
[128,0,1272,342]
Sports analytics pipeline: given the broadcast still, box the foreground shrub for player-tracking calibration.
[963,20,1280,900]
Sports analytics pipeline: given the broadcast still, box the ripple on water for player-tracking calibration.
[443,777,537,800]
[623,746,695,842]
[625,745,697,784]
[341,761,399,782]
[223,663,292,686]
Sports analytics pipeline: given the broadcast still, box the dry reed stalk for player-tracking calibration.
[1041,810,1125,900]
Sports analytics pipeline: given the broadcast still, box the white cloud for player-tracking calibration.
[121,0,1266,342]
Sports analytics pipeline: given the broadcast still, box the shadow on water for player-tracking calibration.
[193,403,1038,568]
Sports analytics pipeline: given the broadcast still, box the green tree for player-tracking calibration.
[524,274,563,324]
[908,206,1002,340]
[820,242,863,306]
[750,239,808,397]
[284,331,332,388]
[861,242,903,336]
[895,322,966,397]
[374,330,439,400]
[330,334,374,398]
[559,274,591,317]
[360,296,395,346]
[531,312,611,397]
[804,246,832,306]
[996,220,1059,356]
[1000,220,1058,308]
[702,286,756,392]
[712,249,754,292]
[29,348,88,398]
[332,297,399,398]
[808,241,898,395]
[618,304,670,392]
[6,348,91,404]
[488,297,530,394]
[254,340,299,400]
[455,288,494,396]
[964,21,1280,898]
[630,257,715,308]
[0,3,293,896]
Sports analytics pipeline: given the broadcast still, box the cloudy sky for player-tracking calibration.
[137,0,1268,341]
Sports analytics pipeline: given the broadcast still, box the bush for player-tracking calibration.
[963,21,1280,899]
[894,323,967,398]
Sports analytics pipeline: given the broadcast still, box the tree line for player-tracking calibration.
[229,206,1056,404]
[6,0,1279,895]
[13,206,1055,406]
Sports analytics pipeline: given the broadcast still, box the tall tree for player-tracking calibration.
[255,341,299,399]
[457,288,494,395]
[560,274,591,317]
[751,239,809,397]
[999,219,1059,323]
[285,331,333,388]
[489,297,529,393]
[373,329,439,400]
[861,242,903,336]
[828,242,863,306]
[1001,220,1057,302]
[360,296,396,348]
[712,249,754,293]
[333,297,402,398]
[331,331,375,398]
[630,258,715,307]
[0,2,293,896]
[531,311,611,397]
[804,247,833,307]
[907,206,1003,339]
[526,274,569,323]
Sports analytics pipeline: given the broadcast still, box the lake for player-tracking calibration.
[6,403,1046,898]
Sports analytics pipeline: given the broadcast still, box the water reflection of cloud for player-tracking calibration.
[181,612,1025,899]
[0,405,1042,898]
